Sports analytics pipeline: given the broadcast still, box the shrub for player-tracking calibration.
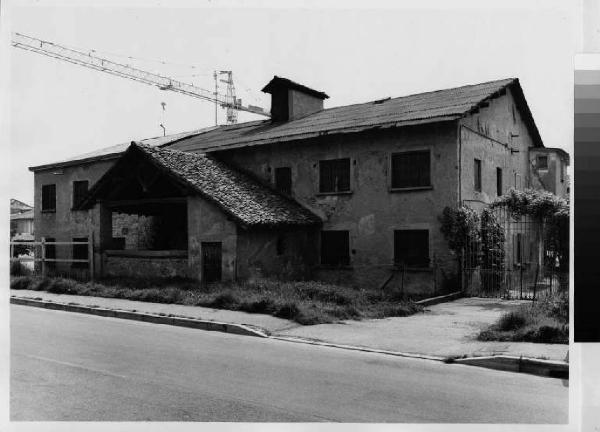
[274,302,301,320]
[208,292,239,309]
[11,276,34,290]
[240,298,277,314]
[496,310,527,331]
[10,261,30,276]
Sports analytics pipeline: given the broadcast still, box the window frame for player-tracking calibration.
[318,158,352,194]
[393,229,430,268]
[320,230,351,267]
[389,149,432,191]
[72,180,89,210]
[474,158,482,192]
[41,184,57,213]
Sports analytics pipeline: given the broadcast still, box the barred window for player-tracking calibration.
[319,158,350,193]
[274,167,292,195]
[391,150,430,188]
[394,230,429,267]
[321,230,350,266]
[41,184,56,212]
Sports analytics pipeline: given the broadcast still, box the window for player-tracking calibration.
[537,155,548,170]
[41,184,56,212]
[72,237,88,268]
[320,230,350,266]
[319,158,350,193]
[274,167,292,195]
[391,150,430,189]
[474,159,482,192]
[394,230,430,267]
[496,167,503,196]
[72,180,89,209]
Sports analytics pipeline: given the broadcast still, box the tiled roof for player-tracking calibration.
[80,143,321,227]
[169,77,542,153]
[28,127,217,171]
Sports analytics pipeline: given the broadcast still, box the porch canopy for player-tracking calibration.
[77,143,321,253]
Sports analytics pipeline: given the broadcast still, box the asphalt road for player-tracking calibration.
[11,305,569,422]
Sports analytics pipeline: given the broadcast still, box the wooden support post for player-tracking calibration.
[88,232,95,281]
[41,237,46,277]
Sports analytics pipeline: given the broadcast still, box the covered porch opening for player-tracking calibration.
[84,145,194,279]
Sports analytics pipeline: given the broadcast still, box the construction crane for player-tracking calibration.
[11,32,270,125]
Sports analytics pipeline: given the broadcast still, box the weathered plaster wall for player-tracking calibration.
[236,228,319,281]
[459,87,537,210]
[34,160,114,272]
[104,256,188,278]
[187,196,237,281]
[217,123,460,291]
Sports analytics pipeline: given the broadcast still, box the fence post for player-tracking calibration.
[41,237,46,277]
[10,242,14,260]
[88,232,95,281]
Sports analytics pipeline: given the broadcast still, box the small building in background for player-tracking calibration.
[529,147,570,198]
[10,199,34,241]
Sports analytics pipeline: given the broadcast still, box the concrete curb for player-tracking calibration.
[452,355,569,379]
[415,291,463,307]
[270,335,446,362]
[10,296,269,338]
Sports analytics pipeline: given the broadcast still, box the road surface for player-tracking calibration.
[11,305,568,422]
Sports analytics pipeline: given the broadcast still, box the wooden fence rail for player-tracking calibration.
[9,235,95,280]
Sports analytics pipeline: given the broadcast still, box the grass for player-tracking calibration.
[477,291,568,344]
[10,276,423,325]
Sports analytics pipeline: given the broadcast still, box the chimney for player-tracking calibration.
[262,76,329,122]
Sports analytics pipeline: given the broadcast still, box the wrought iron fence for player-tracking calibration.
[462,206,568,300]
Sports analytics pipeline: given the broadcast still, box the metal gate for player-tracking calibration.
[462,207,568,299]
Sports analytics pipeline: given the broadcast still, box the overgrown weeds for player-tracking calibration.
[10,276,423,325]
[477,291,568,344]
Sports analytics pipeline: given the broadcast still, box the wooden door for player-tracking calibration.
[202,242,222,283]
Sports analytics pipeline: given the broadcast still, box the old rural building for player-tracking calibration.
[29,76,567,295]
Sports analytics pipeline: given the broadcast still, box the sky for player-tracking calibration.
[3,0,576,205]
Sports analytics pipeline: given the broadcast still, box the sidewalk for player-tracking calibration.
[11,289,568,362]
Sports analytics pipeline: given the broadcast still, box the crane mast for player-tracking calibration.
[11,32,270,124]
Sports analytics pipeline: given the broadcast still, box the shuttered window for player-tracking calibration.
[275,167,292,195]
[321,230,350,266]
[41,184,56,212]
[391,150,430,189]
[319,158,350,193]
[72,180,89,209]
[474,159,482,192]
[394,230,429,267]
